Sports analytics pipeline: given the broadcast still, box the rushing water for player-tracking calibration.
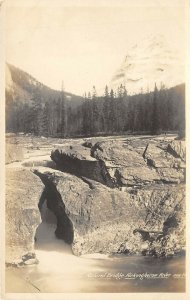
[6,216,185,293]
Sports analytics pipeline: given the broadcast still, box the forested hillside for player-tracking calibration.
[6,63,83,108]
[6,81,185,138]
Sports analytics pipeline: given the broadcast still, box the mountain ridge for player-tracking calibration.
[6,63,84,108]
[110,34,185,94]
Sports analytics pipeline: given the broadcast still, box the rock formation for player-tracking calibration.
[6,168,44,265]
[5,135,186,263]
[33,165,185,257]
[51,138,185,187]
[50,145,115,187]
[36,137,185,257]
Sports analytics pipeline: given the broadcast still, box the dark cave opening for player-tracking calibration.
[34,171,74,246]
[38,187,74,244]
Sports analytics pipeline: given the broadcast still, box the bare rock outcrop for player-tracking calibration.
[51,140,161,188]
[33,167,185,257]
[90,139,185,185]
[51,145,115,187]
[91,140,145,167]
[6,168,44,265]
[33,167,142,255]
[167,140,186,161]
[115,166,159,187]
[130,184,185,256]
[143,142,185,183]
[5,136,185,262]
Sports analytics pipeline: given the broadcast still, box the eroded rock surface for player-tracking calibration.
[167,140,186,161]
[6,135,186,261]
[6,168,44,264]
[47,137,185,256]
[52,138,185,189]
[33,165,185,257]
[51,145,115,187]
[143,142,185,183]
[33,167,144,255]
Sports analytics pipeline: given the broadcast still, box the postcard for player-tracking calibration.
[1,0,189,299]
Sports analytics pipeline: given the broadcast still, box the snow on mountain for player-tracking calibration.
[110,34,185,94]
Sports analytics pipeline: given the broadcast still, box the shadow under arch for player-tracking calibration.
[34,182,74,253]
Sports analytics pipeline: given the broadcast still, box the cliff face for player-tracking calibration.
[6,168,44,265]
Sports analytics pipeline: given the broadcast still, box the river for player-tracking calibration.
[6,220,185,293]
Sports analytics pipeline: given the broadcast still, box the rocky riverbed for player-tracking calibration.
[5,133,186,292]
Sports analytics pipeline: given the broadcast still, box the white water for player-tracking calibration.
[6,207,185,293]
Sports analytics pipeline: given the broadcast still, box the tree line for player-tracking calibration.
[6,83,185,138]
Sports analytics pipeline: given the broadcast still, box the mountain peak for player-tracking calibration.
[110,34,185,94]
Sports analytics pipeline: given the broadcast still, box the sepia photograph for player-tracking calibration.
[2,0,189,297]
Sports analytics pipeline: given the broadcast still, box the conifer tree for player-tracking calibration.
[151,83,161,135]
[92,86,99,134]
[30,89,42,135]
[103,85,110,132]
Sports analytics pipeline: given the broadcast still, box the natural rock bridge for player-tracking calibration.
[5,135,185,265]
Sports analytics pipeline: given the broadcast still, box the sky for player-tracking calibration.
[5,0,186,96]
